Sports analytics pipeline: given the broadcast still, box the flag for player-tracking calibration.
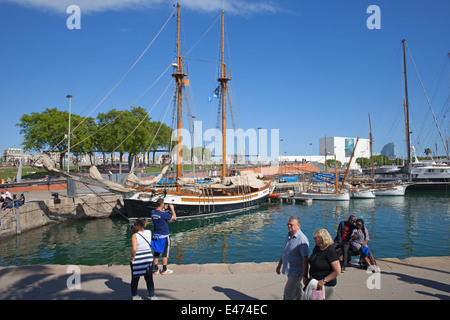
[208,86,220,103]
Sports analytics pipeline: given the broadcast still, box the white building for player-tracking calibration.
[279,136,371,170]
[3,148,25,163]
[319,136,371,169]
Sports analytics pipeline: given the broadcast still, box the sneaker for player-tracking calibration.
[132,295,143,300]
[149,295,159,300]
[341,266,346,273]
[161,268,173,275]
[153,268,160,275]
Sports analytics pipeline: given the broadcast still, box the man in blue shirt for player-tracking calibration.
[151,198,177,275]
[276,216,309,300]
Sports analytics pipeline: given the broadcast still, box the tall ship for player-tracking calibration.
[122,4,272,218]
[38,3,271,219]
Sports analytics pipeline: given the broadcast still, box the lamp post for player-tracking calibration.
[280,139,283,175]
[66,95,72,173]
[191,115,196,177]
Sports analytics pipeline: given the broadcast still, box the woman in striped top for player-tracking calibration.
[130,218,157,300]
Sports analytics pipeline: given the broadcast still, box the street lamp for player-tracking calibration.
[66,94,72,173]
[280,139,283,174]
[191,115,196,177]
[258,127,262,173]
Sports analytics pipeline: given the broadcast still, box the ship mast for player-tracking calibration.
[173,3,187,192]
[218,11,230,178]
[369,112,375,187]
[402,39,412,177]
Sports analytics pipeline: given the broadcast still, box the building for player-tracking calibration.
[278,136,371,170]
[381,142,396,158]
[3,148,25,163]
[319,136,371,169]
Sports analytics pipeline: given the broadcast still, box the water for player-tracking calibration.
[0,191,449,266]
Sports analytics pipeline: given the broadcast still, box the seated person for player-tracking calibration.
[13,194,25,208]
[2,197,13,210]
[333,215,356,272]
[349,219,376,269]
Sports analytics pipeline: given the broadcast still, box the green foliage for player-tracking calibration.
[326,159,342,169]
[16,107,173,163]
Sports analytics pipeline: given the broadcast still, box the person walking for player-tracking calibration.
[333,215,356,272]
[308,228,341,300]
[130,218,157,300]
[151,198,177,275]
[276,216,310,300]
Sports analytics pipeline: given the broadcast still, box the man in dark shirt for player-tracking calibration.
[333,215,356,272]
[151,198,177,275]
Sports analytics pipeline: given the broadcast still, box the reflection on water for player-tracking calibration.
[0,191,448,266]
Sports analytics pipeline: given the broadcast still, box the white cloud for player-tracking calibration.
[1,0,283,15]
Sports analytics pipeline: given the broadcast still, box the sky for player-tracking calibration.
[0,0,449,161]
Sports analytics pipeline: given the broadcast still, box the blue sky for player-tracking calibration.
[0,0,449,160]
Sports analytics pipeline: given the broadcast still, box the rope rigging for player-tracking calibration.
[50,7,176,154]
[406,43,450,158]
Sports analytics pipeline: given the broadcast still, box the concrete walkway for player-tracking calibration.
[0,256,449,300]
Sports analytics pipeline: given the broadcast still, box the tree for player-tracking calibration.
[424,148,432,157]
[146,121,172,163]
[326,159,342,169]
[356,157,371,168]
[16,108,95,169]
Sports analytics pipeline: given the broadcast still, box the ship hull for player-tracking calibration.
[123,187,270,219]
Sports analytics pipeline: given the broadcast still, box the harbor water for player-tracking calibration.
[0,191,449,266]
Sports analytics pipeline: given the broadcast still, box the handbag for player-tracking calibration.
[312,289,324,300]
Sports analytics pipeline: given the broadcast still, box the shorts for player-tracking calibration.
[153,236,171,259]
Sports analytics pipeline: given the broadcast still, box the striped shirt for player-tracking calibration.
[131,230,153,277]
[350,228,370,251]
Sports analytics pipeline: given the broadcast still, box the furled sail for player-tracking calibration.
[38,154,163,193]
[126,165,169,187]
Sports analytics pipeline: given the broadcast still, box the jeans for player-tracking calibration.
[283,275,303,300]
[333,241,351,267]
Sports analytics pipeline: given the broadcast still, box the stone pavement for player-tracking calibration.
[0,256,449,300]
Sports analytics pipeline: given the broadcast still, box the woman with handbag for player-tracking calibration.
[130,218,158,300]
[308,229,341,300]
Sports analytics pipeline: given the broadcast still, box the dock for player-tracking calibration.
[0,256,449,301]
[277,193,313,205]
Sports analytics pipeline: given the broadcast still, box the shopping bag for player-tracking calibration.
[312,290,324,300]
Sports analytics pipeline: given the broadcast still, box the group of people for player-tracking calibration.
[1,189,25,210]
[277,215,377,300]
[129,198,176,300]
[127,201,376,301]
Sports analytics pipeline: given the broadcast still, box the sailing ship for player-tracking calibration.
[38,4,271,219]
[122,4,272,218]
[372,40,450,191]
[367,112,407,196]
